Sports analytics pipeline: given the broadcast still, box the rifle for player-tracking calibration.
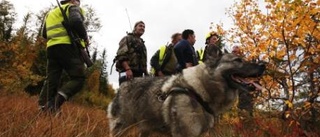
[56,0,93,67]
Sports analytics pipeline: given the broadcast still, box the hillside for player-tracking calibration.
[1,92,319,137]
[0,92,110,137]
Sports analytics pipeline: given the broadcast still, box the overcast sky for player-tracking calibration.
[10,0,236,88]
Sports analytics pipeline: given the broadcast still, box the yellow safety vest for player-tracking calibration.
[150,45,166,75]
[158,45,166,65]
[45,4,85,48]
[197,48,204,64]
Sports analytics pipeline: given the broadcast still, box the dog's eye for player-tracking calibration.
[233,58,242,63]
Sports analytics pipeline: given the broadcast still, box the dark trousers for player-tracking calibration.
[38,44,85,108]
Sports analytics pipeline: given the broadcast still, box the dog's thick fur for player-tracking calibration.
[107,53,265,137]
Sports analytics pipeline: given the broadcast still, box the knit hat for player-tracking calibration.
[60,0,70,4]
[134,21,145,28]
[60,0,80,4]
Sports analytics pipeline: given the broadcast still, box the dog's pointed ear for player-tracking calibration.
[224,49,229,54]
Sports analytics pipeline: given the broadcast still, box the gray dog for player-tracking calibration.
[107,53,266,137]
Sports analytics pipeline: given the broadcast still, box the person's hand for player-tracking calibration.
[157,71,164,77]
[125,69,133,80]
[85,38,90,47]
[186,63,193,68]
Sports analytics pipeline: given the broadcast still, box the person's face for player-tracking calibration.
[188,34,196,46]
[173,35,182,45]
[232,46,241,55]
[208,35,219,45]
[71,0,80,6]
[134,23,145,36]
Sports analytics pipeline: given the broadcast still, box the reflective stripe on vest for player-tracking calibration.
[198,49,204,64]
[158,45,166,65]
[45,4,85,48]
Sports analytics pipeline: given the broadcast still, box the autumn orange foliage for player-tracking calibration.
[226,0,320,132]
[0,34,44,93]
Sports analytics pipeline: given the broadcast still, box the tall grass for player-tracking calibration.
[1,92,319,137]
[0,92,109,137]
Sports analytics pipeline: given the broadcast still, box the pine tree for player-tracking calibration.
[0,0,16,42]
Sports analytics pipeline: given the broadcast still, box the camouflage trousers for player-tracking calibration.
[38,44,85,108]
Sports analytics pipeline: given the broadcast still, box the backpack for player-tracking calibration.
[110,35,131,75]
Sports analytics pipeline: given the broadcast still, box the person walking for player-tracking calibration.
[150,32,182,76]
[38,0,89,114]
[115,21,148,85]
[173,29,198,72]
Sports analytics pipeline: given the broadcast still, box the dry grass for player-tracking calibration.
[0,92,109,137]
[1,92,319,137]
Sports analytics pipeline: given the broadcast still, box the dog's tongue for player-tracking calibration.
[249,82,264,90]
[237,77,264,91]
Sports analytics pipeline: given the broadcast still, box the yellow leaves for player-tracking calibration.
[235,13,243,20]
[289,54,296,61]
[276,49,286,58]
[208,24,226,37]
[309,47,316,54]
[259,40,269,51]
[0,40,42,92]
[265,4,272,9]
[314,56,320,64]
[271,31,282,38]
[0,75,16,86]
[285,113,291,119]
[285,100,294,109]
[275,2,283,10]
[289,120,300,127]
[227,1,320,120]
[217,25,227,36]
[309,8,318,15]
[268,51,276,58]
[303,102,311,109]
[292,16,303,27]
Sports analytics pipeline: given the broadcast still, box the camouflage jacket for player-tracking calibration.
[115,33,147,73]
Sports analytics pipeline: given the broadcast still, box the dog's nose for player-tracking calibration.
[259,61,266,67]
[258,62,266,73]
[259,61,266,66]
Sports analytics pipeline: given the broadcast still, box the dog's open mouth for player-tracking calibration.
[231,75,264,91]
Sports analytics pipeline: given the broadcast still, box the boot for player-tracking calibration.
[39,98,55,112]
[55,94,66,109]
[48,94,66,114]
